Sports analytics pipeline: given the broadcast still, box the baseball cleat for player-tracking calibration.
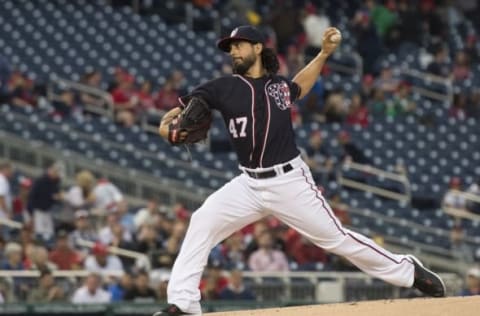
[152,304,189,316]
[408,255,446,297]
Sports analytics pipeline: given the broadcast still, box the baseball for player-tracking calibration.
[330,30,342,43]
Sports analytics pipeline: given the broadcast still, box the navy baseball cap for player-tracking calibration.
[217,25,266,52]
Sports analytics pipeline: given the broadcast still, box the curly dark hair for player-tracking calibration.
[261,47,280,75]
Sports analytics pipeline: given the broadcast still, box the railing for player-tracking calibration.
[400,68,453,103]
[442,189,480,221]
[327,51,363,77]
[337,161,411,202]
[76,239,151,271]
[0,269,461,303]
[47,76,115,118]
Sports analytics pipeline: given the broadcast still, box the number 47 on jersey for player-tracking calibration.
[229,117,247,138]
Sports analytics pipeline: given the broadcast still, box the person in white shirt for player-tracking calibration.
[98,212,132,245]
[92,179,124,213]
[65,170,96,210]
[0,161,13,219]
[134,198,161,231]
[71,273,111,304]
[443,177,466,209]
[302,4,331,50]
[84,242,124,276]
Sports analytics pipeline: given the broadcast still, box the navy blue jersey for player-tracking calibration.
[180,74,301,168]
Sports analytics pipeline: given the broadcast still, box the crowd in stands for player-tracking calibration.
[0,157,356,303]
[2,0,480,304]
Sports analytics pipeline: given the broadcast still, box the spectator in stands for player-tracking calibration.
[154,77,180,112]
[218,269,255,300]
[108,272,134,302]
[22,242,37,269]
[284,44,304,78]
[285,228,327,270]
[135,79,155,110]
[345,93,369,128]
[156,274,169,301]
[248,231,289,272]
[452,50,472,82]
[49,230,82,270]
[464,34,479,64]
[450,223,474,264]
[1,242,24,270]
[301,3,330,57]
[0,161,13,220]
[199,259,228,300]
[459,266,480,296]
[449,93,469,120]
[468,90,480,119]
[27,269,65,302]
[99,211,133,246]
[374,65,399,96]
[155,220,186,269]
[136,224,163,254]
[124,270,156,302]
[79,70,104,107]
[387,0,421,47]
[65,170,96,210]
[8,71,37,107]
[169,70,186,95]
[244,221,267,259]
[84,242,124,276]
[27,161,65,241]
[427,45,450,77]
[338,131,370,165]
[301,131,334,185]
[71,273,111,304]
[365,0,397,39]
[351,9,382,74]
[92,178,125,214]
[419,0,447,40]
[51,89,77,118]
[70,209,98,256]
[360,74,375,100]
[12,176,32,223]
[389,81,416,117]
[368,87,387,118]
[222,231,246,270]
[298,77,325,123]
[442,177,466,210]
[30,246,58,271]
[111,73,139,127]
[134,198,161,231]
[172,203,191,223]
[323,89,347,123]
[466,178,480,214]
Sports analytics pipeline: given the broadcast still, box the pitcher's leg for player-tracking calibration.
[271,166,414,287]
[167,175,264,314]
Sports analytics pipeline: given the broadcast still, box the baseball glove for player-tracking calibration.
[168,97,212,145]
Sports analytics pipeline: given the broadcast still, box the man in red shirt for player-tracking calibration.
[49,230,82,270]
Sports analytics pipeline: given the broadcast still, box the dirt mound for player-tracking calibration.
[206,296,479,316]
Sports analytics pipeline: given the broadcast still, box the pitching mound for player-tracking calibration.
[205,296,479,316]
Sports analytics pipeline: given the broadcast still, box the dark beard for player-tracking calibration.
[232,54,256,75]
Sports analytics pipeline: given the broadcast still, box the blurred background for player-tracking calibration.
[0,0,480,314]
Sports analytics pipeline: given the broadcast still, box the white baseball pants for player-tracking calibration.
[167,156,414,314]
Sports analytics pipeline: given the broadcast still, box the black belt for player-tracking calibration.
[245,163,293,179]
